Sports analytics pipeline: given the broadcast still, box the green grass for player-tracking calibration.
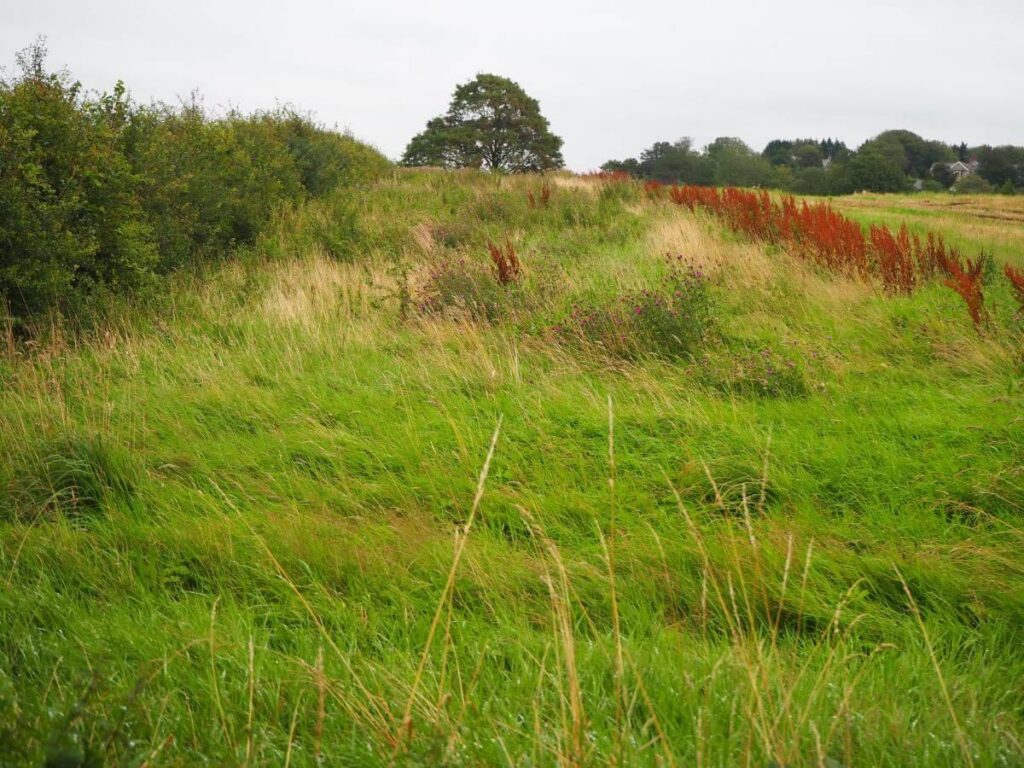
[1,171,1023,766]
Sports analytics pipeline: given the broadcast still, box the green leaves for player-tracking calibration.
[402,74,564,173]
[0,41,390,327]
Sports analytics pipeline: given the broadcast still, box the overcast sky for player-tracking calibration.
[3,0,1022,170]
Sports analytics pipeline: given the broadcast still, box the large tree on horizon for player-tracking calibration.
[401,74,564,173]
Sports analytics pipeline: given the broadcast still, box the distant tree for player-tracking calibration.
[636,138,713,184]
[770,164,795,190]
[859,130,954,179]
[792,142,823,169]
[762,139,794,166]
[764,137,846,171]
[973,145,1024,187]
[401,74,563,172]
[791,166,828,195]
[819,138,848,160]
[955,142,969,161]
[847,148,908,192]
[706,137,772,186]
[929,163,956,188]
[600,157,640,175]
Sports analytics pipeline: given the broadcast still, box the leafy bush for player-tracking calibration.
[0,52,157,320]
[260,192,363,262]
[0,41,390,328]
[953,174,993,194]
[627,257,714,356]
[557,255,715,359]
[415,255,516,322]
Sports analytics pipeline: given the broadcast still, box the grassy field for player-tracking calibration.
[826,192,1024,268]
[1,171,1023,766]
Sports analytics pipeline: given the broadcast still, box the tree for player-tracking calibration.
[847,148,908,192]
[762,139,794,166]
[705,137,772,187]
[858,130,954,179]
[929,163,956,189]
[601,157,640,175]
[792,142,823,169]
[973,145,1024,188]
[401,74,563,172]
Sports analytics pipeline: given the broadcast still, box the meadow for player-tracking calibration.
[1,171,1023,766]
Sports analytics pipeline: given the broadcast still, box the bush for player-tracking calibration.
[626,257,714,357]
[0,53,158,320]
[557,255,715,359]
[952,174,993,194]
[0,40,390,328]
[414,254,516,322]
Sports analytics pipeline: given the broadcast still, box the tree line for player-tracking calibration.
[602,131,1023,195]
[1,40,389,327]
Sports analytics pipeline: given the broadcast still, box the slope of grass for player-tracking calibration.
[1,171,1023,766]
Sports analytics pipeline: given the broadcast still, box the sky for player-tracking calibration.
[2,0,1022,170]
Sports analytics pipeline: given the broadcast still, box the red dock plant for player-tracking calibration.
[583,170,632,184]
[1005,264,1024,314]
[526,184,552,209]
[487,240,522,285]
[937,252,989,329]
[667,183,993,328]
[643,181,664,199]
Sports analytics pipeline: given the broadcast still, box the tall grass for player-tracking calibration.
[1,169,1022,765]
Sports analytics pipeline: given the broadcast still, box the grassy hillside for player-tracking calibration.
[1,171,1023,766]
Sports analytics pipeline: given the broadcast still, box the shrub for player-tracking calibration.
[935,250,989,329]
[0,52,158,321]
[557,255,714,359]
[127,103,304,269]
[1004,264,1024,316]
[626,257,714,357]
[260,192,363,262]
[953,174,993,194]
[0,41,390,328]
[415,255,512,322]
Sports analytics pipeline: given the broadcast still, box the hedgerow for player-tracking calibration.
[0,41,389,328]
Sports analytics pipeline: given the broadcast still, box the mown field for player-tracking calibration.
[1,172,1023,766]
